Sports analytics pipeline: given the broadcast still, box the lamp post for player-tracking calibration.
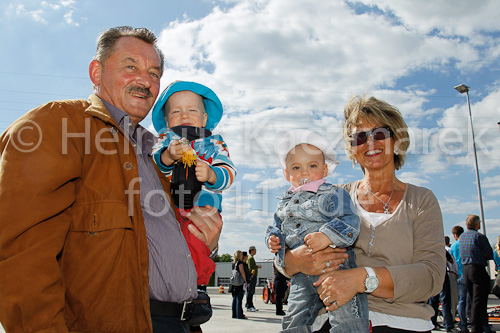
[454,84,486,236]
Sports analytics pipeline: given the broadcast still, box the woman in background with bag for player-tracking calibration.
[231,250,248,319]
[492,236,500,299]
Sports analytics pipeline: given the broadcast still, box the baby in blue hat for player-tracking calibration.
[151,81,236,326]
[152,81,236,214]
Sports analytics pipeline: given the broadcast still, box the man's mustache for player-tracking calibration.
[128,86,153,98]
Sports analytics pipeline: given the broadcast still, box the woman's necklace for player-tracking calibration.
[365,183,395,214]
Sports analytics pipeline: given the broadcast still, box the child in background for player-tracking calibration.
[151,81,236,328]
[266,129,369,333]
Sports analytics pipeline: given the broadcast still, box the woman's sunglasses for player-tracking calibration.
[349,126,393,146]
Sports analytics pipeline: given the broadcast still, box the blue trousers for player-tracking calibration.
[151,315,190,333]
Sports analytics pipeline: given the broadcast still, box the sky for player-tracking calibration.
[1,0,500,261]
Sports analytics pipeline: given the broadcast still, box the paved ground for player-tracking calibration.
[202,287,284,333]
[1,288,499,332]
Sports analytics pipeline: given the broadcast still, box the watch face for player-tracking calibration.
[366,278,378,289]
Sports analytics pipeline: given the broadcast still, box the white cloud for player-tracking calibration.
[14,4,47,24]
[151,0,500,254]
[8,0,80,26]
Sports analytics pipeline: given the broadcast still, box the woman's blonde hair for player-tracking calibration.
[496,235,500,257]
[233,250,242,263]
[343,95,410,171]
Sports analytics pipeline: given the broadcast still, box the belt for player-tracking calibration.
[150,299,195,321]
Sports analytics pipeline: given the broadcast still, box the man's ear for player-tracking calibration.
[89,60,102,87]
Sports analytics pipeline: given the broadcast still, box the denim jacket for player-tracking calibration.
[266,183,360,268]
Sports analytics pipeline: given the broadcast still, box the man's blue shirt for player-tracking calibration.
[450,240,463,275]
[459,229,493,266]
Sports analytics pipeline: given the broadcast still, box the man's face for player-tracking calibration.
[90,37,161,124]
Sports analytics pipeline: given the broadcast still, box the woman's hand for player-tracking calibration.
[284,245,348,276]
[187,205,222,251]
[315,268,366,311]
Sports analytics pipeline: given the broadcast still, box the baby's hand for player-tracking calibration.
[196,161,217,184]
[304,232,332,254]
[268,235,281,253]
[160,140,186,165]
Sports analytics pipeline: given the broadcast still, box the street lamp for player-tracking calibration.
[454,84,486,236]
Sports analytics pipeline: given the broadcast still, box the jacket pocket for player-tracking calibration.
[69,201,133,233]
[62,201,137,327]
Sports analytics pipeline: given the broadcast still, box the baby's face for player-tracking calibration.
[165,90,207,128]
[285,144,327,188]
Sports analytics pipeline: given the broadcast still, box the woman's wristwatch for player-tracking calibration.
[364,267,379,293]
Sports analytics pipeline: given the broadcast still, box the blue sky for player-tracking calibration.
[1,0,500,260]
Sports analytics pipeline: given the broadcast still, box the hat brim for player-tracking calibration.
[152,81,223,133]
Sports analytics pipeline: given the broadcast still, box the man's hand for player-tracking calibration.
[304,232,331,253]
[187,205,222,251]
[196,161,217,184]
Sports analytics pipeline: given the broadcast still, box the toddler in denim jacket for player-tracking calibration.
[266,129,369,333]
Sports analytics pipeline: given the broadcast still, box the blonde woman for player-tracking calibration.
[232,250,248,319]
[282,96,446,333]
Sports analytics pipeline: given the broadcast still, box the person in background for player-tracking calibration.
[494,235,500,272]
[246,246,263,312]
[0,26,222,333]
[273,262,290,316]
[280,95,446,333]
[450,225,469,333]
[446,236,459,320]
[460,214,494,333]
[232,250,248,320]
[428,237,456,332]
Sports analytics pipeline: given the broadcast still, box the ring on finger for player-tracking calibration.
[331,300,338,307]
[324,296,330,304]
[321,269,326,274]
[325,260,331,268]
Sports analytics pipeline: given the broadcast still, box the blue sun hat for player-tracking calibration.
[152,81,223,133]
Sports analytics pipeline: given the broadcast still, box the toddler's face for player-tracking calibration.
[165,90,207,128]
[284,144,327,187]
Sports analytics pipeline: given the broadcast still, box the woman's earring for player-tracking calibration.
[394,146,400,155]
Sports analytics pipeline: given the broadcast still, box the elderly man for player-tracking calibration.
[460,215,493,333]
[0,26,222,333]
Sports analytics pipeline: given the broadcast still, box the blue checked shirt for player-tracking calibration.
[459,228,493,266]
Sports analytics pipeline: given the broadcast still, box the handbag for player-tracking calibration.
[229,264,244,286]
[492,273,500,299]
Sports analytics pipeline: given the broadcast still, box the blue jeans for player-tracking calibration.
[456,274,468,331]
[281,248,369,333]
[429,273,454,330]
[232,285,245,318]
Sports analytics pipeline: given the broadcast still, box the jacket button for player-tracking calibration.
[124,162,133,170]
[348,232,353,238]
[294,199,299,204]
[288,212,294,217]
[296,224,301,228]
